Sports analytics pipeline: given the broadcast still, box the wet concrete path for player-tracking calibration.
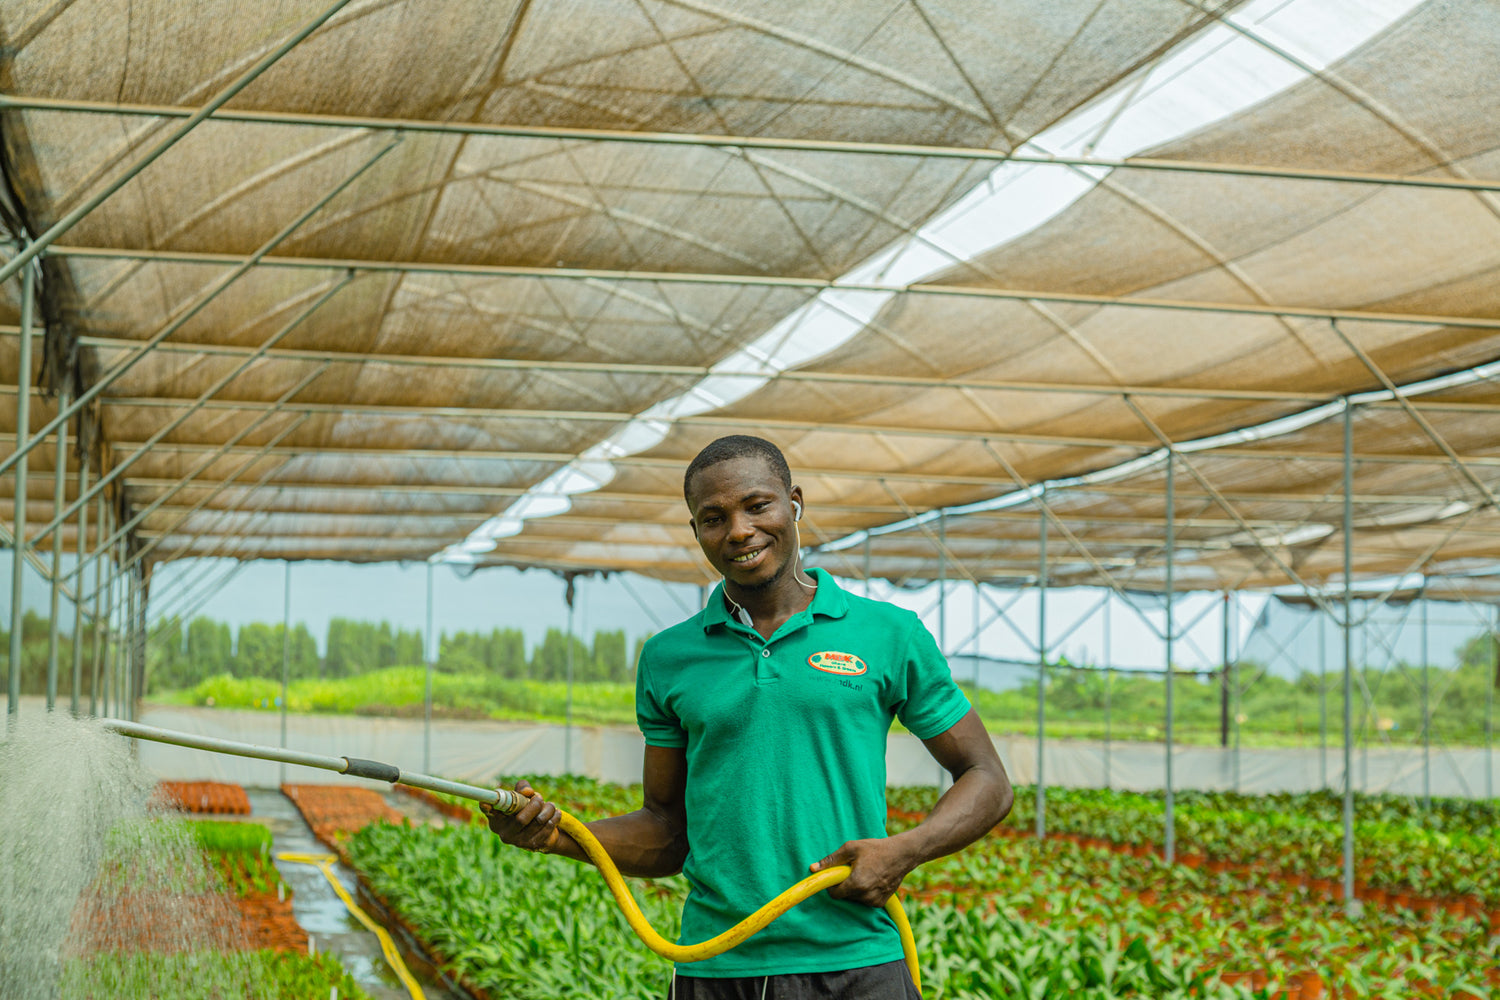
[246,787,468,1000]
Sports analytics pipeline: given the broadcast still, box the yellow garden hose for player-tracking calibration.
[552,810,923,994]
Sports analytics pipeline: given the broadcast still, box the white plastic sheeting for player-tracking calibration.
[131,703,1494,801]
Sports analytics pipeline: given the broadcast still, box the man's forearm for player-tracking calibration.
[544,806,689,878]
[890,761,1012,869]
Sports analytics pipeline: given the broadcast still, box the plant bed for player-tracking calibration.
[314,777,1498,998]
[347,818,686,999]
[154,780,252,815]
[60,949,368,998]
[281,783,407,858]
[61,817,367,998]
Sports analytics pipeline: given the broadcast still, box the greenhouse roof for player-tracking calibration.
[2,0,1499,596]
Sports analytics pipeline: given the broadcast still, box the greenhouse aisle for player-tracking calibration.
[250,788,467,1000]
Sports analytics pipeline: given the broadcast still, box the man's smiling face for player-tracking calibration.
[687,454,803,592]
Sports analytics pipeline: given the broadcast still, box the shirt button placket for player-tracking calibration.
[756,644,773,683]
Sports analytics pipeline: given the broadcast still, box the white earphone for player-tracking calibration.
[792,499,802,521]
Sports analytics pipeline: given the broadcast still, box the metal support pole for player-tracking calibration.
[863,534,871,599]
[1165,457,1176,864]
[1220,592,1230,750]
[1036,492,1048,840]
[1103,597,1112,790]
[89,493,108,716]
[280,560,291,785]
[1319,611,1328,790]
[972,580,981,686]
[1341,402,1356,914]
[424,560,433,775]
[70,450,89,715]
[127,564,140,720]
[1489,604,1496,801]
[7,263,35,730]
[0,0,356,287]
[937,512,948,791]
[565,579,576,775]
[1420,588,1430,810]
[107,534,125,718]
[102,524,115,718]
[121,563,134,719]
[1232,591,1241,792]
[1360,625,1369,793]
[135,566,147,721]
[117,539,131,717]
[45,387,70,710]
[938,512,947,656]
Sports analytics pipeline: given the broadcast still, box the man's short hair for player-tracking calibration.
[683,435,792,505]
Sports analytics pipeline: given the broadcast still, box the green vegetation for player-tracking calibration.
[162,667,642,726]
[188,819,281,898]
[59,817,365,999]
[11,599,1460,747]
[342,777,1498,998]
[959,787,1498,904]
[146,615,634,692]
[0,607,637,699]
[60,950,366,1000]
[0,609,105,701]
[187,818,274,857]
[961,645,1498,746]
[160,658,1497,749]
[348,819,683,999]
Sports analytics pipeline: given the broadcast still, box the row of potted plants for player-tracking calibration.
[887,785,1500,908]
[316,776,1497,998]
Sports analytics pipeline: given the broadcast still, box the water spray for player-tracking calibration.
[104,719,923,992]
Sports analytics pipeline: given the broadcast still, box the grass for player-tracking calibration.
[187,819,273,856]
[61,950,367,999]
[157,667,1486,749]
[160,668,641,727]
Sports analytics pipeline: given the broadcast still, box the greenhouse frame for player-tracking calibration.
[1,0,1498,974]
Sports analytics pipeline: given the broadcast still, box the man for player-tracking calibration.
[486,435,1013,999]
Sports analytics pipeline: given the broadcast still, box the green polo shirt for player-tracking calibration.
[635,568,970,977]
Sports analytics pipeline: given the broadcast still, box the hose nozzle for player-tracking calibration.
[489,787,526,814]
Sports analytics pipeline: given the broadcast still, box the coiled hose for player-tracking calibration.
[545,808,921,993]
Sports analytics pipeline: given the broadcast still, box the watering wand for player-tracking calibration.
[103,719,922,992]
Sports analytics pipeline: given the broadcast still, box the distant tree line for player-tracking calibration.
[147,616,640,691]
[0,611,642,696]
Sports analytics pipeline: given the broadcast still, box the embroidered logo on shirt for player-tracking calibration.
[808,650,867,676]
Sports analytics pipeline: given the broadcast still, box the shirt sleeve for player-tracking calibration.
[891,615,972,741]
[635,638,687,748]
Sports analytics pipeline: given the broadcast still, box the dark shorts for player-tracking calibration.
[665,959,920,1000]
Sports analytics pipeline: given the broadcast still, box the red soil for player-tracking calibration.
[154,780,252,815]
[281,783,407,860]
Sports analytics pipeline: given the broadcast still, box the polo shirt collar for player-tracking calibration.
[702,567,848,632]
